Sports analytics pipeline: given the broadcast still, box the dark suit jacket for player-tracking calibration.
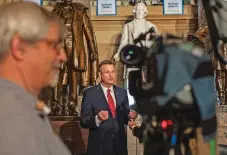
[80,84,130,155]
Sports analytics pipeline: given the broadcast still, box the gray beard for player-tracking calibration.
[49,72,59,87]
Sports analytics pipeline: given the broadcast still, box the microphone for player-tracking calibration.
[36,100,51,115]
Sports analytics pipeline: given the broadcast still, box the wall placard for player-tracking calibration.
[97,0,116,16]
[163,0,183,15]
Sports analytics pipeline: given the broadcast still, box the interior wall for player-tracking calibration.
[91,5,198,85]
[44,5,198,86]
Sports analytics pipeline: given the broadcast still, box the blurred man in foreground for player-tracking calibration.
[0,2,70,155]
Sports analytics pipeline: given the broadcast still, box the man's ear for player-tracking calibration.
[11,35,25,61]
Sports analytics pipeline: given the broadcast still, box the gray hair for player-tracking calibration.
[0,2,65,61]
[132,2,148,16]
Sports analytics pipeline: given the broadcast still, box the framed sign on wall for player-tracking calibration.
[96,0,117,16]
[163,0,184,15]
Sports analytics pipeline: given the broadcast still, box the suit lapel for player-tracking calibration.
[113,85,120,108]
[113,85,121,120]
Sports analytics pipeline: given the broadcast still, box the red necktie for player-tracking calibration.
[107,89,116,117]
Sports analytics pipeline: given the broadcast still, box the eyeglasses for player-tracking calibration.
[21,38,63,52]
[41,38,63,52]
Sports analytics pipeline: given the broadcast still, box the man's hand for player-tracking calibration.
[128,111,138,120]
[98,110,109,121]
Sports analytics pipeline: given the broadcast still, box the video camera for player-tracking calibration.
[120,33,217,155]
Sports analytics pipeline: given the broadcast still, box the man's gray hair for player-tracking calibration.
[132,2,148,16]
[0,2,65,61]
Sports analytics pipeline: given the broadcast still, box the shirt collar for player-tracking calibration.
[100,82,114,93]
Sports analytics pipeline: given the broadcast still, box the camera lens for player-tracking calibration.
[124,50,138,61]
[120,45,143,65]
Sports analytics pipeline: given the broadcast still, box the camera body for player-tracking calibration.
[120,34,217,155]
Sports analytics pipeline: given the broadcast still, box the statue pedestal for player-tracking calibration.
[217,105,227,145]
[49,116,89,155]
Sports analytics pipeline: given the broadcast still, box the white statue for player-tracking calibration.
[113,2,157,62]
[112,2,157,108]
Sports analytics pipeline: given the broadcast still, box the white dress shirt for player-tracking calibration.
[100,83,116,107]
[95,83,116,126]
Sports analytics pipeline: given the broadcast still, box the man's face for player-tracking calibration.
[100,64,116,86]
[21,23,67,89]
[135,4,146,19]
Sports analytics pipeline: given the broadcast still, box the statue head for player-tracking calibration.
[132,2,148,19]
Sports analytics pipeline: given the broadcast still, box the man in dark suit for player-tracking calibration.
[80,60,137,155]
